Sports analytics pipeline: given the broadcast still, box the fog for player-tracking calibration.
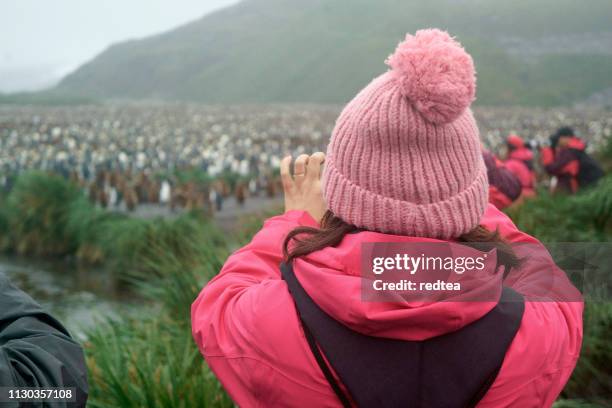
[0,0,239,92]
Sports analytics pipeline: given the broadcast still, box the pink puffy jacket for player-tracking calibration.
[505,148,536,197]
[192,205,583,407]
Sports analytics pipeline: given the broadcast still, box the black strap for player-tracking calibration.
[466,366,502,408]
[301,316,352,408]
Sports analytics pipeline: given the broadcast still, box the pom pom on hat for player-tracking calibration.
[386,29,476,124]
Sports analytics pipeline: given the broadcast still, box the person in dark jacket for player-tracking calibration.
[0,272,88,407]
[482,150,522,209]
[541,127,604,193]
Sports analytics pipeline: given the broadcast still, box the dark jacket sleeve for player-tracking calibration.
[483,152,522,201]
[0,272,88,407]
[542,147,578,176]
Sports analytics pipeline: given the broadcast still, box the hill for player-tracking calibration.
[53,0,612,106]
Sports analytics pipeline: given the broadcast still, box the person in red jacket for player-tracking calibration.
[192,30,583,407]
[541,127,604,193]
[504,134,536,198]
[482,149,522,210]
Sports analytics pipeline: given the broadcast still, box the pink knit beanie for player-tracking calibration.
[322,29,488,239]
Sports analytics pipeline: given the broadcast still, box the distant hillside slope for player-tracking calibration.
[55,0,612,106]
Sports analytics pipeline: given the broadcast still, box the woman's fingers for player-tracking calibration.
[280,155,294,192]
[280,152,326,218]
[281,152,325,193]
[306,152,325,180]
[293,154,310,186]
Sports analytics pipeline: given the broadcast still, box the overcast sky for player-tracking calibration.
[0,0,239,92]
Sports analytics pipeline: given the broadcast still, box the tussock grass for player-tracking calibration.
[83,213,233,407]
[554,399,603,408]
[2,171,82,255]
[85,315,232,408]
[0,171,235,405]
[506,176,612,242]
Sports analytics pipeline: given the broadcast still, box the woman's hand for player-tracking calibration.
[280,152,327,223]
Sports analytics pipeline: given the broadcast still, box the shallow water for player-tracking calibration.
[0,255,138,338]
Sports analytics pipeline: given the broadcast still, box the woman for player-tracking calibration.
[482,149,522,210]
[541,127,604,194]
[504,134,536,199]
[192,29,582,407]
